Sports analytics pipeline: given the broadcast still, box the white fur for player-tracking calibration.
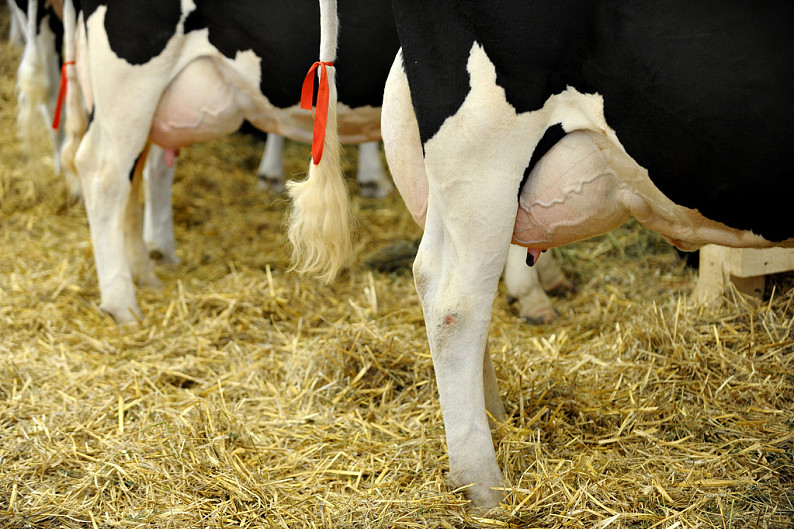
[142,145,179,265]
[287,0,353,283]
[14,0,65,175]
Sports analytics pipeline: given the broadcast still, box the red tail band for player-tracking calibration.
[52,60,75,130]
[300,61,334,164]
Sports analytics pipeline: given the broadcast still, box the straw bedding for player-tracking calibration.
[1,6,792,528]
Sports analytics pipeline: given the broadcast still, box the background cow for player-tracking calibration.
[58,0,400,322]
[58,0,571,326]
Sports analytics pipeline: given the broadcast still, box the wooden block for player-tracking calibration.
[693,246,794,304]
[729,274,766,298]
[692,245,729,305]
[723,247,794,278]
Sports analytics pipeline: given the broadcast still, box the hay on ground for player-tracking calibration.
[0,6,792,528]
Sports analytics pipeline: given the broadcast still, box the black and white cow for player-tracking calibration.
[11,2,393,262]
[290,0,794,508]
[63,0,402,322]
[12,0,66,176]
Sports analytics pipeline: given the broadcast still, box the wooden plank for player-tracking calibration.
[725,247,794,277]
[692,245,729,305]
[694,246,794,304]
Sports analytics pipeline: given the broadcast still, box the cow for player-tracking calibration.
[12,0,66,178]
[289,0,794,508]
[7,0,24,46]
[59,0,403,322]
[10,3,392,257]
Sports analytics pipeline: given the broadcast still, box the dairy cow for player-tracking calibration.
[63,0,401,322]
[291,0,794,507]
[12,0,66,177]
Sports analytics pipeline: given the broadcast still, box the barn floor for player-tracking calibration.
[1,6,792,529]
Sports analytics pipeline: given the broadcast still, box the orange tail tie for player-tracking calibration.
[52,60,75,130]
[300,61,334,164]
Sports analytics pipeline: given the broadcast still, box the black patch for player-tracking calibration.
[129,150,144,182]
[181,0,398,109]
[79,0,181,65]
[393,0,594,144]
[107,1,181,65]
[78,1,397,110]
[392,3,471,145]
[394,0,794,242]
[583,0,794,242]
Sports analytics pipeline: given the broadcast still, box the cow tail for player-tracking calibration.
[59,0,87,199]
[287,0,353,283]
[15,0,45,147]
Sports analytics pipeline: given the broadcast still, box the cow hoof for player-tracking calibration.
[257,174,286,194]
[149,248,181,266]
[100,303,142,325]
[454,476,505,511]
[521,306,560,325]
[544,277,576,297]
[138,273,163,290]
[359,181,393,199]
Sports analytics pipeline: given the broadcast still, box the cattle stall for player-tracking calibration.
[0,5,792,528]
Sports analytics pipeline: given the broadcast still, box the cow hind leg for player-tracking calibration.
[256,134,286,194]
[356,142,392,199]
[126,145,161,289]
[504,245,560,324]
[385,52,512,507]
[143,145,179,265]
[414,194,514,509]
[535,250,575,296]
[76,126,144,323]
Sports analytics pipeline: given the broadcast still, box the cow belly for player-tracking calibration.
[149,57,249,149]
[513,130,787,251]
[149,56,382,149]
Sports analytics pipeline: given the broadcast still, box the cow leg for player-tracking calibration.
[504,245,559,324]
[384,51,506,428]
[534,250,574,296]
[8,0,24,47]
[482,342,506,426]
[413,176,516,508]
[385,57,514,509]
[36,18,64,176]
[356,142,392,199]
[256,134,286,194]
[143,145,180,265]
[75,124,145,323]
[126,145,161,290]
